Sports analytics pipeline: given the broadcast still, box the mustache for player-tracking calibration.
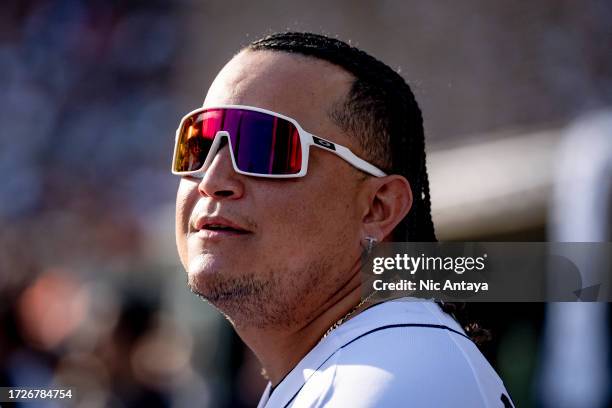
[189,199,258,231]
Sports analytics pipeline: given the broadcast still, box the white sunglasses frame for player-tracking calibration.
[171,104,386,179]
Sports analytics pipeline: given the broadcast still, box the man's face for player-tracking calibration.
[175,51,368,328]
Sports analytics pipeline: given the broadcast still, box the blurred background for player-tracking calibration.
[1,0,611,407]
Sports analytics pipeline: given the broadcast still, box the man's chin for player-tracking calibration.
[187,268,227,301]
[187,268,263,302]
[185,261,327,330]
[187,271,284,329]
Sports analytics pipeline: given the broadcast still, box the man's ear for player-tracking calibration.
[361,175,413,242]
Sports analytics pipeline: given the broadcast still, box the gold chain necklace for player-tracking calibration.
[321,291,376,339]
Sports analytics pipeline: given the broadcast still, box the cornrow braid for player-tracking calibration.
[246,32,436,242]
[244,32,489,346]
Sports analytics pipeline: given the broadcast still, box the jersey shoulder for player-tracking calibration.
[307,325,513,408]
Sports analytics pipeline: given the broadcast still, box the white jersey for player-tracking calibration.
[257,298,514,408]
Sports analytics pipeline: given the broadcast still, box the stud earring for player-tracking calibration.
[363,236,378,255]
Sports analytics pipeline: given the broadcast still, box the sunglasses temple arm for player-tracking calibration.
[306,132,386,177]
[325,143,386,177]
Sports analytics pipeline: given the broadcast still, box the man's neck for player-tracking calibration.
[233,272,364,386]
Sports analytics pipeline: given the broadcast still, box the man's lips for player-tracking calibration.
[192,215,252,236]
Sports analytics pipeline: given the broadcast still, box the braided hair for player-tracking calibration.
[245,32,491,345]
[246,32,436,242]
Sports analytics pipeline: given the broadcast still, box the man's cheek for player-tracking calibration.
[176,203,192,247]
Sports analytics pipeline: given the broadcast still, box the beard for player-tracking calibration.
[187,255,339,330]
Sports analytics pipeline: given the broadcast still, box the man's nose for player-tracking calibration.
[197,140,245,199]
